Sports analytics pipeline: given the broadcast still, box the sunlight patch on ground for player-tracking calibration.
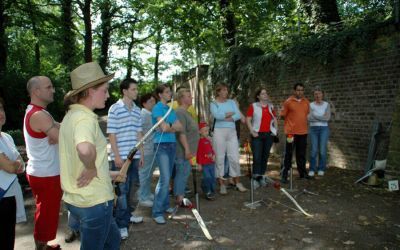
[328,142,348,169]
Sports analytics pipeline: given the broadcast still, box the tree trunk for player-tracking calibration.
[153,29,162,84]
[27,0,41,73]
[219,0,236,49]
[99,0,112,73]
[126,29,134,79]
[0,0,8,77]
[61,0,75,71]
[80,0,92,62]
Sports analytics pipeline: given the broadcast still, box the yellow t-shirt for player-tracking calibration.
[170,100,198,122]
[59,104,113,207]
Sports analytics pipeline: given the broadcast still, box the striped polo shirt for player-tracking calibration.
[107,99,142,159]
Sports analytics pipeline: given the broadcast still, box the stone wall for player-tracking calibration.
[173,29,400,170]
[387,88,400,169]
[239,31,400,170]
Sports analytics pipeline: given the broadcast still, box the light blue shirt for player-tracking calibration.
[107,99,142,159]
[152,101,177,143]
[210,99,241,128]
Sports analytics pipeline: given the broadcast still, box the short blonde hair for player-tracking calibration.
[177,88,191,105]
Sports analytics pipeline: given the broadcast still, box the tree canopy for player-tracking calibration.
[0,0,396,130]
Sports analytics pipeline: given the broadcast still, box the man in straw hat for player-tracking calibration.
[24,76,62,250]
[59,62,122,249]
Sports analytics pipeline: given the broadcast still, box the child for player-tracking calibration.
[197,122,216,200]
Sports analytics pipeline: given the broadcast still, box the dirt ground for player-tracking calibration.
[15,157,400,250]
[119,158,400,250]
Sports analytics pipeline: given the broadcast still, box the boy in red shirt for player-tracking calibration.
[197,122,216,200]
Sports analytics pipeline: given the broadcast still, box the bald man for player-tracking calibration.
[23,76,62,250]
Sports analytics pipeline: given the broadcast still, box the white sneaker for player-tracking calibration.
[130,214,143,224]
[220,184,228,195]
[236,183,248,192]
[251,179,260,189]
[317,171,325,176]
[308,171,315,177]
[139,200,153,207]
[119,227,128,240]
[259,177,268,187]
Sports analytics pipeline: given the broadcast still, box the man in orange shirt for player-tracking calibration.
[280,83,310,183]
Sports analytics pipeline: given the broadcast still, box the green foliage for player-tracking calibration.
[6,129,24,146]
[211,20,398,104]
[0,0,397,131]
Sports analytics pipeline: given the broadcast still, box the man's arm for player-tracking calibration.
[109,133,123,168]
[137,131,144,167]
[30,111,59,144]
[178,133,192,160]
[76,142,97,188]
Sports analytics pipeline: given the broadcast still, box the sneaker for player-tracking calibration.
[185,187,192,194]
[236,183,248,192]
[139,200,153,207]
[64,229,79,243]
[130,214,143,224]
[220,184,228,195]
[251,179,260,189]
[165,207,175,214]
[318,171,325,176]
[206,193,215,200]
[45,244,61,250]
[119,227,128,240]
[153,216,166,224]
[308,171,315,177]
[259,177,268,187]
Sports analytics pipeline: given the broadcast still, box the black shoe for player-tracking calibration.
[185,188,192,194]
[299,174,311,180]
[65,230,79,243]
[280,178,288,184]
[206,193,215,201]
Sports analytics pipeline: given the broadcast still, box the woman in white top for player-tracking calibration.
[210,84,247,194]
[0,98,26,250]
[308,87,331,176]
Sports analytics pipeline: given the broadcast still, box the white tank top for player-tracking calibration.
[23,104,60,177]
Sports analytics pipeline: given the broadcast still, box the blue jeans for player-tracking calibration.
[111,159,139,228]
[139,153,156,202]
[173,158,191,196]
[309,126,329,172]
[251,132,273,178]
[152,143,176,218]
[68,211,80,231]
[201,164,216,194]
[66,200,120,250]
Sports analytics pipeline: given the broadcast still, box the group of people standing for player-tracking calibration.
[279,83,331,183]
[0,60,331,250]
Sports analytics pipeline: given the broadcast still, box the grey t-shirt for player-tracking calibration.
[175,107,199,159]
[141,108,154,156]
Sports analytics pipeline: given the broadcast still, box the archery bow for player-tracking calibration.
[114,98,174,182]
[264,176,313,218]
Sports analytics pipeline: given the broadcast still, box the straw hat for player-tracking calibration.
[67,62,114,97]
